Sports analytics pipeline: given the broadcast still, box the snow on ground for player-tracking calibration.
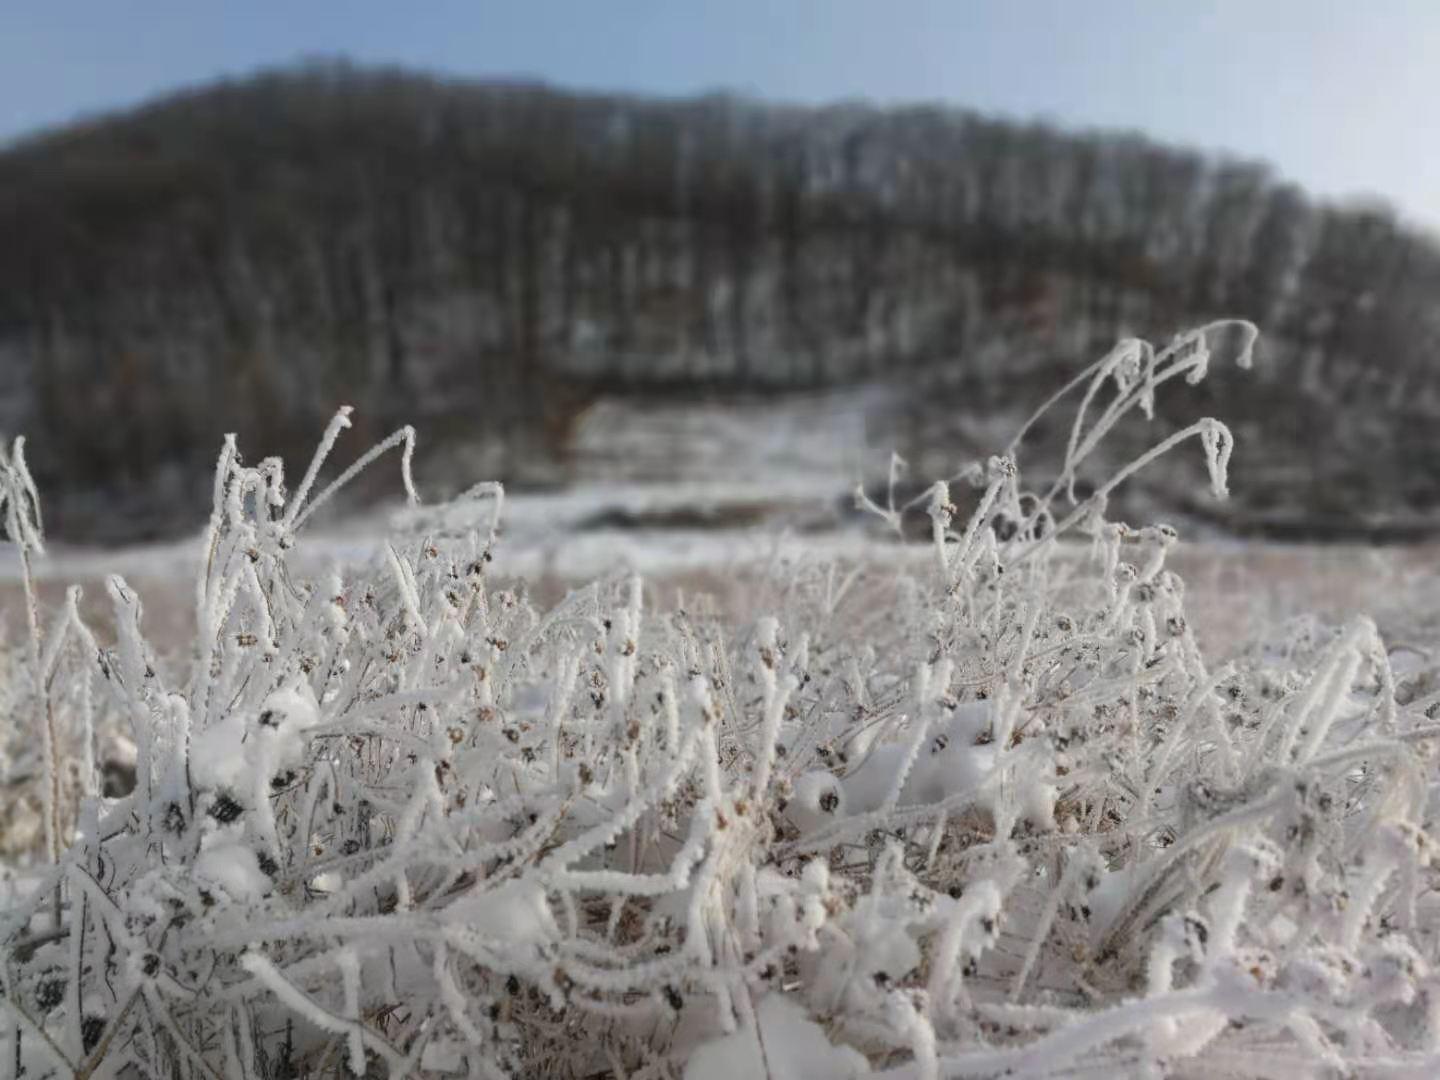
[564,386,891,486]
[5,479,1435,665]
[7,377,1433,663]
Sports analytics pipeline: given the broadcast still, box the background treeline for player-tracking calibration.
[2,60,1438,541]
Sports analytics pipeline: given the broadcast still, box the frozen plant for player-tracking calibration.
[5,322,1440,1078]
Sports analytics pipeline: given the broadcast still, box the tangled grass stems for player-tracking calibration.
[4,322,1440,1078]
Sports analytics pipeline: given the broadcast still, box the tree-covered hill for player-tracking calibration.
[3,60,1438,540]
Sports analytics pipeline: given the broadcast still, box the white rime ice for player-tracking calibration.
[8,322,1440,1078]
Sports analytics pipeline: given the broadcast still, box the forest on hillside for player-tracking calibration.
[2,60,1438,541]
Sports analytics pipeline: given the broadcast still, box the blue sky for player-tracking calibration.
[6,1,1440,226]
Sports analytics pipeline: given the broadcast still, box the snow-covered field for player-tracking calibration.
[8,490,1435,666]
[7,325,1440,1079]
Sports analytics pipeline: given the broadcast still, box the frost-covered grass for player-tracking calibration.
[6,322,1440,1078]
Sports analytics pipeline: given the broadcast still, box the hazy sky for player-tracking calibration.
[6,1,1440,226]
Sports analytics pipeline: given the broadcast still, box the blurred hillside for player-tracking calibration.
[3,60,1439,542]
